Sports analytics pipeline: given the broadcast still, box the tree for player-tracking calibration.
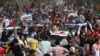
[75,0,85,6]
[95,0,100,4]
[0,0,7,6]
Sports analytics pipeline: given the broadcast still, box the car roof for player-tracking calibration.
[5,27,20,30]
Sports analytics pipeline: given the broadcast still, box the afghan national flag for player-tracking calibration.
[10,19,16,26]
[15,16,20,26]
[10,16,20,27]
[51,7,56,23]
[85,34,93,42]
[87,22,94,37]
[23,4,29,9]
[87,30,94,38]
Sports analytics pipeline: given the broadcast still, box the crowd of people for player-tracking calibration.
[0,1,100,56]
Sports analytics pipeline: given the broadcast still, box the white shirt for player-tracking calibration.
[23,26,28,34]
[0,27,3,39]
[19,40,24,45]
[18,39,28,46]
[95,50,100,56]
[36,48,43,56]
[60,39,68,46]
[3,18,10,27]
[16,41,26,56]
[42,19,51,24]
[0,22,3,39]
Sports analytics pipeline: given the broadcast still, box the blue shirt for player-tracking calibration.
[38,41,51,54]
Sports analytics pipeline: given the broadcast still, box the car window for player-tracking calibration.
[60,25,79,32]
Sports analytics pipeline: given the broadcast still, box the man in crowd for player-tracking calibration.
[38,36,51,55]
[48,40,69,56]
[30,35,39,50]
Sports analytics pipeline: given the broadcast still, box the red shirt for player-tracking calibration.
[96,30,100,35]
[87,30,94,37]
[0,47,5,56]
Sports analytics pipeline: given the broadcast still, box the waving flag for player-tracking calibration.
[52,7,56,23]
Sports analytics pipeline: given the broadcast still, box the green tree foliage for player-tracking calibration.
[0,0,7,6]
[95,0,100,4]
[76,0,85,6]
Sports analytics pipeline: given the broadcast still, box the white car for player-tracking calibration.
[0,27,20,45]
[5,27,20,30]
[50,23,87,37]
[63,23,87,34]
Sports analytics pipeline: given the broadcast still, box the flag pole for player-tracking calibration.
[14,24,17,39]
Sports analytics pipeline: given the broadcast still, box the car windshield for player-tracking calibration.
[60,25,79,32]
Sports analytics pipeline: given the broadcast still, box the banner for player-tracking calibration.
[21,14,32,21]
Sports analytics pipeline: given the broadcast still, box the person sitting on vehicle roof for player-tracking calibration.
[76,12,85,23]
